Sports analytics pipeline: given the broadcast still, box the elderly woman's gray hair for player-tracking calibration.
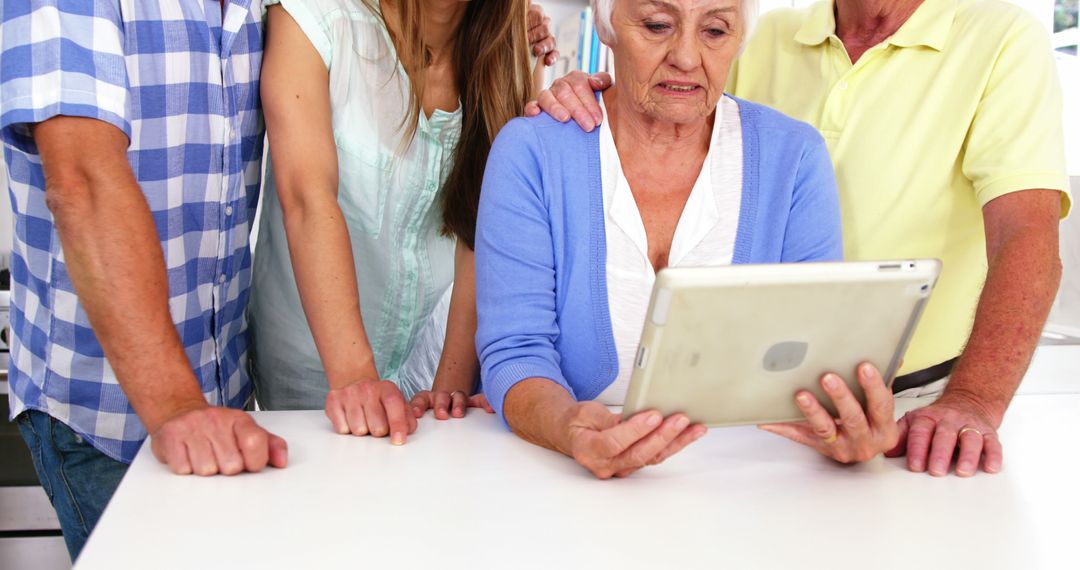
[592,0,759,50]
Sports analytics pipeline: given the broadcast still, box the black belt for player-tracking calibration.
[891,357,957,394]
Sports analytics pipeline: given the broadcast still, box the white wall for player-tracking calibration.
[1050,177,1080,330]
[540,0,590,33]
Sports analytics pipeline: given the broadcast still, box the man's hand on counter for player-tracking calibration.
[150,406,288,476]
[324,379,418,445]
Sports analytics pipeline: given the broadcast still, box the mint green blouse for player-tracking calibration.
[250,0,460,409]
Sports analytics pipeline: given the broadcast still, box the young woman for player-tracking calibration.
[251,0,549,443]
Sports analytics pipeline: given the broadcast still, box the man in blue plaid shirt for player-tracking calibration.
[1,0,288,559]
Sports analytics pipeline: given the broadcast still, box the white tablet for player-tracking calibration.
[621,260,941,426]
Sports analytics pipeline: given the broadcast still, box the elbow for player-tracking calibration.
[43,167,95,222]
[275,179,338,225]
[1049,251,1063,288]
[275,188,307,220]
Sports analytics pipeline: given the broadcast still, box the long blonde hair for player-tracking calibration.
[374,0,534,249]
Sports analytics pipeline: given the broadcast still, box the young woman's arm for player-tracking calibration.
[409,242,494,419]
[261,5,416,443]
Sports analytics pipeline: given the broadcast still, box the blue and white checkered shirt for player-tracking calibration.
[1,0,265,463]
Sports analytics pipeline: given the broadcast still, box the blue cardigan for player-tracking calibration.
[475,98,843,424]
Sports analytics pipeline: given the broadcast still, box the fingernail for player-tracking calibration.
[338,425,349,435]
[860,363,874,379]
[557,111,570,122]
[823,375,839,390]
[674,416,690,431]
[796,393,812,406]
[956,465,973,477]
[929,461,946,476]
[391,433,405,446]
[646,413,662,427]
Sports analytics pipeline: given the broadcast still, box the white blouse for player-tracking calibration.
[251,0,461,407]
[596,95,745,405]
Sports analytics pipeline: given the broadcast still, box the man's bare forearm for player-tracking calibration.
[34,117,207,433]
[945,194,1062,422]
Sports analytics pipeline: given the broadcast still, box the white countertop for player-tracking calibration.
[76,383,1080,569]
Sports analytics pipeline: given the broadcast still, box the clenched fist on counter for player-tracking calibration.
[150,406,288,476]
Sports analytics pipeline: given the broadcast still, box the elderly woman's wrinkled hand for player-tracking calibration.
[760,363,899,464]
[524,71,611,130]
[561,402,706,479]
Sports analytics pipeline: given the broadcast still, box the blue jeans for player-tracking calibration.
[15,410,129,562]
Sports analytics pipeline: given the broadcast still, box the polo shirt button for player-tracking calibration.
[224,206,233,216]
[218,274,226,284]
[838,81,849,90]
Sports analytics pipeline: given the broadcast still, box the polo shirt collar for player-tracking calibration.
[793,1,836,47]
[793,0,958,52]
[888,0,957,51]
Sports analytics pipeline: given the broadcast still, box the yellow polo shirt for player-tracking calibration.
[729,0,1072,374]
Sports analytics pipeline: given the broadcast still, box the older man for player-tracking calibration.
[535,0,1072,477]
[0,0,289,560]
[0,0,556,560]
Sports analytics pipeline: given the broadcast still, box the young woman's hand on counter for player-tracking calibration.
[409,243,492,421]
[324,380,418,445]
[410,390,494,420]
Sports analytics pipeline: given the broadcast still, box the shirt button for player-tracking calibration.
[218,274,226,285]
[228,127,237,142]
[838,81,849,90]
[224,206,233,216]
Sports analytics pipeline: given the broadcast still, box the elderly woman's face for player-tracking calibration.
[608,0,742,125]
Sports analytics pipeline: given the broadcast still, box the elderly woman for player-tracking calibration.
[474,0,863,478]
[532,0,1073,477]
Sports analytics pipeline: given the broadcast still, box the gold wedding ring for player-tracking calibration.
[822,432,838,444]
[958,427,982,438]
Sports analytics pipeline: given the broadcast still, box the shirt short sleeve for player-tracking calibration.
[267,0,337,69]
[962,12,1072,218]
[0,0,131,147]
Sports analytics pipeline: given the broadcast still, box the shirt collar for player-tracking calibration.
[597,95,724,268]
[793,1,838,47]
[794,0,957,52]
[887,0,957,51]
